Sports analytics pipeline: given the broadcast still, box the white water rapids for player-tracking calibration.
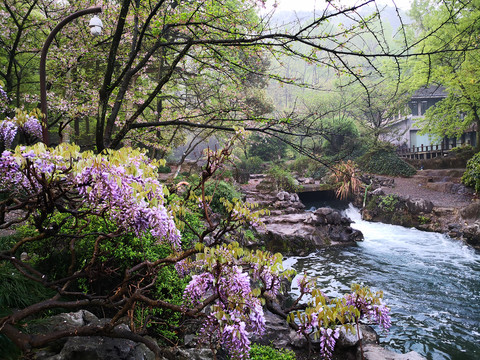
[284,204,480,360]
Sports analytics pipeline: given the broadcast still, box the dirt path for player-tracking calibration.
[381,172,473,208]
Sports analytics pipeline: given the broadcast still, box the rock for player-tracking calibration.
[463,221,480,247]
[360,344,426,360]
[371,188,385,196]
[460,202,480,219]
[405,198,434,214]
[359,325,379,344]
[277,191,289,201]
[33,311,156,360]
[257,210,363,255]
[337,326,362,347]
[46,310,105,333]
[38,336,157,360]
[251,310,305,349]
[163,348,214,360]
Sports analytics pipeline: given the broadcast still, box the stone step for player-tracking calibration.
[413,175,462,184]
[416,168,465,177]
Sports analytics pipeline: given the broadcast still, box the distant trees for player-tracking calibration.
[1,0,431,158]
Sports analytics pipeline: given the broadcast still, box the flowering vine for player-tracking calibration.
[183,242,292,360]
[288,281,391,360]
[0,143,180,248]
[0,108,43,147]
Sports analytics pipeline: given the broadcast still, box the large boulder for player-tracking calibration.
[359,344,426,360]
[257,208,363,255]
[405,198,434,214]
[33,310,156,360]
[462,221,480,247]
[460,202,480,220]
[37,335,156,360]
[250,310,306,349]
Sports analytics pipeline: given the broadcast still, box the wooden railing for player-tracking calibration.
[396,144,451,159]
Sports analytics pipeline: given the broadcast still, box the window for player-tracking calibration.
[420,101,427,115]
[410,101,418,116]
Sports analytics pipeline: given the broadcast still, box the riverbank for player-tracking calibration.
[361,169,480,249]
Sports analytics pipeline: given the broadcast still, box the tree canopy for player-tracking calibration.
[408,0,480,150]
[1,0,435,158]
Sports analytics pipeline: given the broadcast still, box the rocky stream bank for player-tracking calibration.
[359,169,480,249]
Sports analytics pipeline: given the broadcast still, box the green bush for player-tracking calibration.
[249,344,296,360]
[378,194,400,213]
[240,156,264,174]
[267,166,298,192]
[462,151,480,193]
[358,147,416,177]
[204,180,241,214]
[248,134,287,162]
[158,164,172,173]
[450,144,475,157]
[289,157,311,176]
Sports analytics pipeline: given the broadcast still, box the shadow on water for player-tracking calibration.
[298,190,349,211]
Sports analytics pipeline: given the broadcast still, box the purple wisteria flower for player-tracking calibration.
[22,115,43,139]
[0,120,17,148]
[183,246,270,360]
[75,159,181,249]
[319,327,340,360]
[0,84,9,112]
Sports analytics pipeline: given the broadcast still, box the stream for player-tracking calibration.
[284,204,480,360]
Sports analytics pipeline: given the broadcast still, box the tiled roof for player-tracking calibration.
[411,85,447,99]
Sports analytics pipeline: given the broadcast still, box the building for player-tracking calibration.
[383,86,477,159]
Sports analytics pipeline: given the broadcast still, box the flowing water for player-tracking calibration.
[284,204,480,360]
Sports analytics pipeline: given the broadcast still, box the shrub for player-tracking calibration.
[249,344,296,360]
[248,134,287,161]
[462,151,480,193]
[378,194,400,213]
[289,157,311,176]
[204,180,241,214]
[288,157,328,178]
[241,155,264,174]
[358,147,416,177]
[158,164,172,173]
[266,165,298,192]
[331,160,362,200]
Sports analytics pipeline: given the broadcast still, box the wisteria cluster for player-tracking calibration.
[75,156,181,249]
[319,328,340,360]
[289,283,391,360]
[183,243,288,360]
[0,144,181,249]
[0,111,43,148]
[344,289,391,332]
[0,84,8,112]
[22,114,43,139]
[0,120,17,148]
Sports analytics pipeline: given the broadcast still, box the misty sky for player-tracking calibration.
[268,0,412,12]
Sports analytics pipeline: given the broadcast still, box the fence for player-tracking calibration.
[396,144,451,159]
